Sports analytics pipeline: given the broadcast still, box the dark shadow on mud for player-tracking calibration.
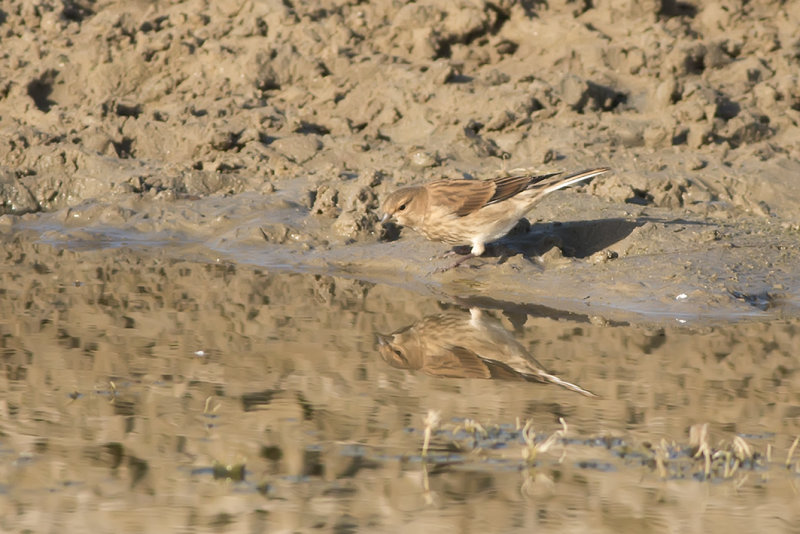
[527,218,644,258]
[450,217,644,263]
[445,295,629,330]
[472,216,716,262]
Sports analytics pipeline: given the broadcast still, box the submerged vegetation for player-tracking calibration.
[417,411,800,485]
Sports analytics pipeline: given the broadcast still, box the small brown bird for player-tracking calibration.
[377,307,596,397]
[381,167,610,267]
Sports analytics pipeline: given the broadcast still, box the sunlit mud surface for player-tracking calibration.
[1,234,799,533]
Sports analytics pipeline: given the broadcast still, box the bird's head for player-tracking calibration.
[376,332,413,369]
[380,186,427,228]
[376,325,423,370]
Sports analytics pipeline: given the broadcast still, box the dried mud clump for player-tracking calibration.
[0,167,39,215]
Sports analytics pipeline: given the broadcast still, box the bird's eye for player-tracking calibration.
[398,204,407,211]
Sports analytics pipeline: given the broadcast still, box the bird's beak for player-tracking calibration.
[380,213,390,224]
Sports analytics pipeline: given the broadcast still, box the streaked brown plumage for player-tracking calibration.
[380,167,610,264]
[376,307,596,397]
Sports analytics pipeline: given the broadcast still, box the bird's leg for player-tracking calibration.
[491,243,544,270]
[436,245,471,260]
[434,252,476,273]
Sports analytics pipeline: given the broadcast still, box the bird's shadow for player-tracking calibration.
[512,217,641,259]
[476,216,711,262]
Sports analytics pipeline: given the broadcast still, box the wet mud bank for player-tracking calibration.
[14,183,800,325]
[3,0,800,322]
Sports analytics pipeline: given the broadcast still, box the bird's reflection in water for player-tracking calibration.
[377,307,596,397]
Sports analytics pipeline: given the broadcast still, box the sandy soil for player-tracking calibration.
[2,0,800,319]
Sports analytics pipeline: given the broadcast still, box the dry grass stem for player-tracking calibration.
[786,436,799,469]
[422,410,441,458]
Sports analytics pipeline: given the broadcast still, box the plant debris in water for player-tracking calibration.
[412,412,800,484]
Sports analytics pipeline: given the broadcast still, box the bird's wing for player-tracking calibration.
[426,179,497,217]
[426,344,539,381]
[427,173,560,217]
[424,345,494,379]
[425,169,602,217]
[486,172,561,206]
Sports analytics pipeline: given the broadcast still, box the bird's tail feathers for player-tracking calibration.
[536,370,598,397]
[539,167,611,196]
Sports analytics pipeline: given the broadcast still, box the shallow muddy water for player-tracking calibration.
[1,232,799,533]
